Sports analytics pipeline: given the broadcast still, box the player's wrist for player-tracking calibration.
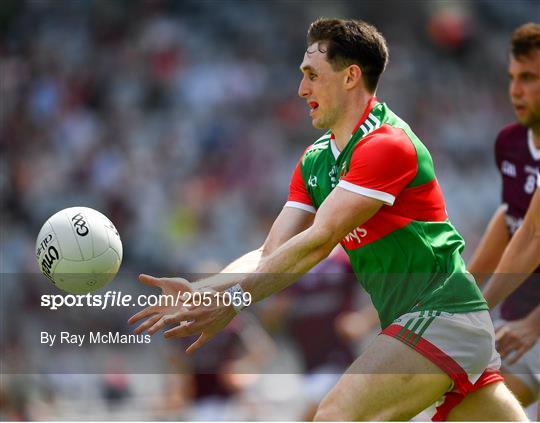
[224,283,249,314]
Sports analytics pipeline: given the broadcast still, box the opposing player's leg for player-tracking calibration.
[447,381,528,421]
[313,334,453,421]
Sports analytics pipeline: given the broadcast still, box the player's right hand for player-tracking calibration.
[128,274,193,335]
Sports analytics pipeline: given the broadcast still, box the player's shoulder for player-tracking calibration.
[496,122,527,148]
[355,124,415,155]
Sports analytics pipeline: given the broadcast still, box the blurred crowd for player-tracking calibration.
[2,0,540,420]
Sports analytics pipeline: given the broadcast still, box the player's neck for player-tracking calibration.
[332,94,372,151]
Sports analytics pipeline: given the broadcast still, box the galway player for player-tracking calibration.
[468,22,540,418]
[130,19,527,420]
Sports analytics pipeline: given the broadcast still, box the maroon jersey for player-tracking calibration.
[495,123,540,321]
[285,249,357,372]
[181,320,244,399]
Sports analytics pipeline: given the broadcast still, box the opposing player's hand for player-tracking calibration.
[128,274,193,336]
[335,311,373,343]
[495,317,539,364]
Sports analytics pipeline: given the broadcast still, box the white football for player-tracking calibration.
[35,207,123,294]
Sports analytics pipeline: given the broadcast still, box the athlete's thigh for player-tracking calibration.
[447,382,528,421]
[316,334,452,421]
[502,371,537,407]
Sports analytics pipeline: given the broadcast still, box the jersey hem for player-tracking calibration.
[410,304,489,315]
[284,201,316,214]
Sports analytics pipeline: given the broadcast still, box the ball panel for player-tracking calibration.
[63,207,95,260]
[85,208,114,257]
[104,220,123,261]
[48,210,83,260]
[54,249,121,294]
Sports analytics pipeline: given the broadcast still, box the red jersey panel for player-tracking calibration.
[341,125,418,202]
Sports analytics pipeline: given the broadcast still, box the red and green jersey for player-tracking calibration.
[286,98,487,328]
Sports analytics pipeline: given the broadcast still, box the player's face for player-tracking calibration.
[509,50,540,129]
[298,42,348,129]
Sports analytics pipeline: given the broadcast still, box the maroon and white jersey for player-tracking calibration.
[495,123,540,321]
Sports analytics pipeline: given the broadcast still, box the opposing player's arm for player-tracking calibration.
[483,187,540,308]
[468,204,510,285]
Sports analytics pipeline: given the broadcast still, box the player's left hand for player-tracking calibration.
[495,317,539,364]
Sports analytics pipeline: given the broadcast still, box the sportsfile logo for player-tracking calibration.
[40,290,181,311]
[40,290,252,311]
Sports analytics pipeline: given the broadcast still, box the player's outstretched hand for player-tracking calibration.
[128,274,193,336]
[128,273,238,354]
[495,317,539,364]
[160,290,237,355]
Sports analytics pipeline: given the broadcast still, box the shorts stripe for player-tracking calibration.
[399,311,439,346]
[414,312,438,346]
[405,311,427,343]
[398,317,416,338]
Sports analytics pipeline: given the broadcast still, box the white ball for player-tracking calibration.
[35,207,123,294]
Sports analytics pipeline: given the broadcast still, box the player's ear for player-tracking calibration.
[344,64,362,90]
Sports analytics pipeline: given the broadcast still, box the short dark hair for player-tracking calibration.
[307,18,389,93]
[511,23,540,58]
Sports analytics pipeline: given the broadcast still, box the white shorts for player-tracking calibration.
[382,310,503,395]
[495,319,540,394]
